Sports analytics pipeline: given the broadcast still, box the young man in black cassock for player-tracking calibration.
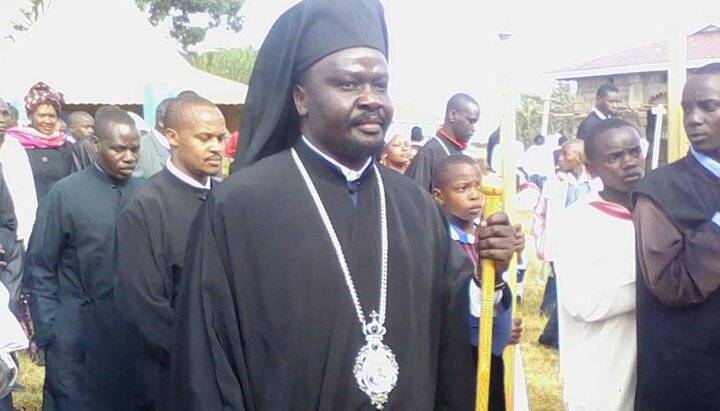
[633,63,720,410]
[177,1,518,410]
[405,93,480,192]
[115,96,227,411]
[24,106,142,411]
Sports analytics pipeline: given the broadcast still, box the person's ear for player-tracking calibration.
[90,135,100,153]
[293,85,309,117]
[448,109,457,123]
[165,128,180,149]
[432,188,444,205]
[585,161,597,178]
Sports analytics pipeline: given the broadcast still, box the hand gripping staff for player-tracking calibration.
[475,173,504,411]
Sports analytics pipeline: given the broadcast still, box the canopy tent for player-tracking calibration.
[0,0,247,112]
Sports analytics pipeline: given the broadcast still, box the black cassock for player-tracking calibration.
[24,165,142,411]
[171,141,476,411]
[406,136,463,192]
[115,167,210,410]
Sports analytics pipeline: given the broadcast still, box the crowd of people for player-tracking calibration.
[0,0,719,411]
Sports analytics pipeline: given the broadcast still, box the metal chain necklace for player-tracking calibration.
[291,148,399,410]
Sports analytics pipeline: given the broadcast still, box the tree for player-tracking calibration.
[10,0,52,34]
[11,0,246,52]
[136,0,245,51]
[515,94,544,145]
[185,46,257,84]
[548,81,575,136]
[514,81,576,144]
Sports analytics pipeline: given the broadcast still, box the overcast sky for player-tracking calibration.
[198,0,719,138]
[2,0,718,138]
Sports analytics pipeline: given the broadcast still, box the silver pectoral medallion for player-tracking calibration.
[353,313,399,410]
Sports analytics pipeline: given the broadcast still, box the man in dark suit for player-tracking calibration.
[577,83,620,141]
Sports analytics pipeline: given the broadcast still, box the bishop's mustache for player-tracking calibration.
[349,112,388,129]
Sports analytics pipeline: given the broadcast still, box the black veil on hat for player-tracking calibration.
[232,0,389,172]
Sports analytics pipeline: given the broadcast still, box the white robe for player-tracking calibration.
[554,199,637,411]
[0,282,28,398]
[0,136,37,245]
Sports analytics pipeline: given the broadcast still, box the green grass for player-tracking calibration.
[11,258,563,411]
[13,353,44,410]
[517,260,564,410]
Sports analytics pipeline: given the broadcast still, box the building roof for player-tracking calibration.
[552,25,720,79]
[0,0,247,105]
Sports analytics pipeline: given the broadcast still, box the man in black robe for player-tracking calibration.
[633,63,720,410]
[406,93,480,191]
[115,96,227,411]
[576,83,620,141]
[69,111,97,173]
[24,106,142,411]
[178,1,517,410]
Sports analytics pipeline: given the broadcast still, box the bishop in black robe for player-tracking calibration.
[171,141,476,410]
[24,165,142,411]
[116,167,211,410]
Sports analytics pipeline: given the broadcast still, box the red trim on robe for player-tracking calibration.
[589,201,633,221]
[437,129,467,150]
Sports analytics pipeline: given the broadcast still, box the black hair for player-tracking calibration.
[164,95,219,132]
[68,111,93,126]
[177,90,200,98]
[155,97,175,127]
[533,134,545,145]
[585,118,638,162]
[410,126,424,142]
[94,105,137,141]
[692,62,720,76]
[431,154,479,190]
[7,105,18,121]
[445,93,479,117]
[596,83,619,98]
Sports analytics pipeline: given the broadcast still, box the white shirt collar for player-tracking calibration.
[153,128,171,151]
[593,108,609,120]
[165,158,211,189]
[557,169,591,185]
[301,136,372,182]
[690,147,720,179]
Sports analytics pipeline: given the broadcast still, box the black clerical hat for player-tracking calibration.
[232,0,389,171]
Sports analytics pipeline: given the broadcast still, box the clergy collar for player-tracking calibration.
[301,136,372,182]
[690,147,720,179]
[152,128,171,151]
[166,158,211,190]
[593,108,609,120]
[92,162,130,187]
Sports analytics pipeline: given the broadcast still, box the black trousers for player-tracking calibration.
[0,394,13,411]
[540,263,559,347]
[471,349,507,411]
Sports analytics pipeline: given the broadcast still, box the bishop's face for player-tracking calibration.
[293,47,394,168]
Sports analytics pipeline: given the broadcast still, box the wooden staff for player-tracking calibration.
[475,173,505,411]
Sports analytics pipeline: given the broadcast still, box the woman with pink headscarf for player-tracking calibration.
[7,82,73,200]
